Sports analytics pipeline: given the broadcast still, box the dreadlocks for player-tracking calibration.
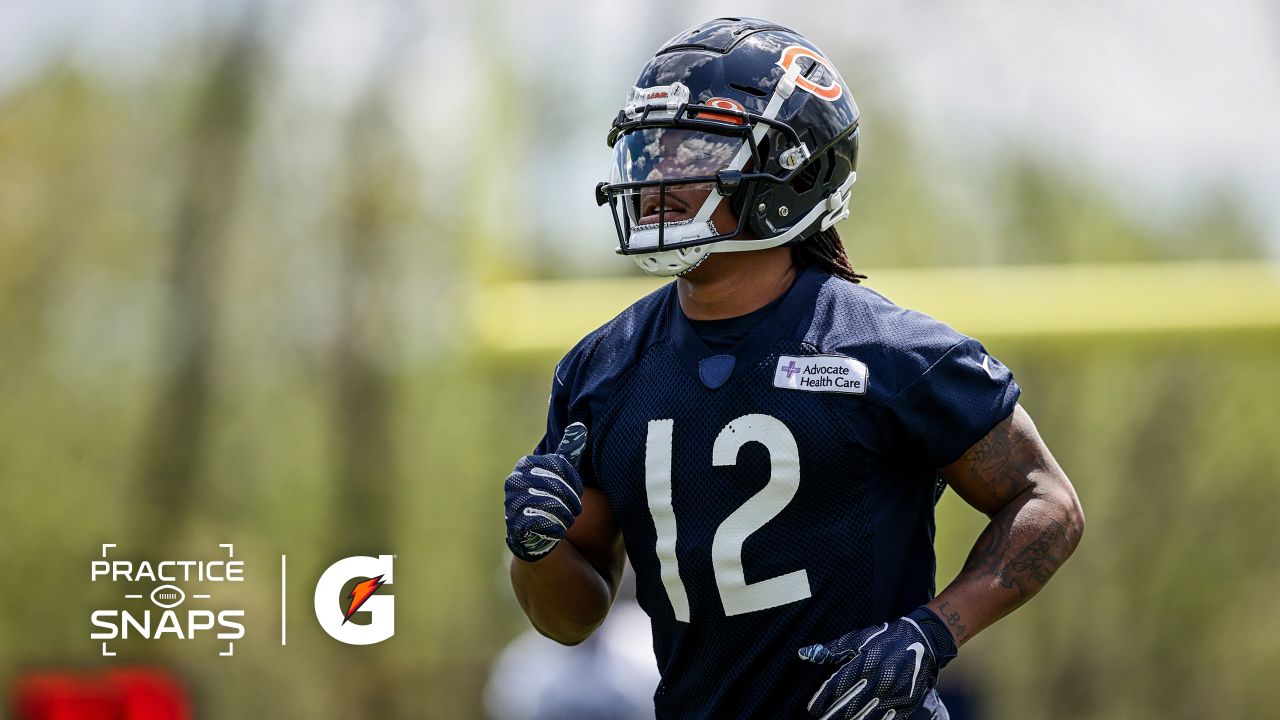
[792,227,867,284]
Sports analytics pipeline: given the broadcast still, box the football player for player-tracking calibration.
[504,17,1084,719]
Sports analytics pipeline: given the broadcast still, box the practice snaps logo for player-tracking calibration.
[313,555,395,645]
[90,543,246,657]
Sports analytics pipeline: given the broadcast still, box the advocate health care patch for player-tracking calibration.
[773,355,867,395]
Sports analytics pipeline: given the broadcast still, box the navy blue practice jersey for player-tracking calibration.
[535,265,1019,719]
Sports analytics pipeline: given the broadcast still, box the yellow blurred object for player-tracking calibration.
[472,261,1280,353]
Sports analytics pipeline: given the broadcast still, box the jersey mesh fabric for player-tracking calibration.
[534,267,1017,719]
[595,336,884,717]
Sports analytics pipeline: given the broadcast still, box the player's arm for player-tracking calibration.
[927,402,1085,646]
[504,423,625,645]
[799,404,1081,719]
[509,486,625,645]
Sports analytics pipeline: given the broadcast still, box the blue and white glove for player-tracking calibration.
[504,423,588,562]
[799,606,958,720]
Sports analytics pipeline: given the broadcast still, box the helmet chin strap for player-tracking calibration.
[632,243,712,277]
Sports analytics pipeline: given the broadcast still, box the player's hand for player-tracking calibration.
[798,607,958,719]
[504,423,589,562]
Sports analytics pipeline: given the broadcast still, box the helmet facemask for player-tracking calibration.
[603,125,755,276]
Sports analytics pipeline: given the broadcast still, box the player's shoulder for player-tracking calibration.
[553,281,672,392]
[804,273,974,402]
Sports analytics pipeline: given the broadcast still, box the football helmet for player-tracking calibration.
[597,18,860,276]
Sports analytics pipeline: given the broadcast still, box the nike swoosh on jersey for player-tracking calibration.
[981,354,995,378]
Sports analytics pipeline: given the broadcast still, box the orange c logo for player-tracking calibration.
[777,46,843,102]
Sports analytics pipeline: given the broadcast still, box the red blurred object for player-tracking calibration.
[11,668,192,720]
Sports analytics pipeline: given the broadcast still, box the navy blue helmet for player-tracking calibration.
[597,18,861,276]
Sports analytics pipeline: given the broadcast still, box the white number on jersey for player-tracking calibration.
[644,414,811,621]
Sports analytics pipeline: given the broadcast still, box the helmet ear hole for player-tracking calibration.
[790,159,822,195]
[820,148,838,185]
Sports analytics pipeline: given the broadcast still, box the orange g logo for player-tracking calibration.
[777,46,843,102]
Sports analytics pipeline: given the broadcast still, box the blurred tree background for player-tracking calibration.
[1,2,1277,719]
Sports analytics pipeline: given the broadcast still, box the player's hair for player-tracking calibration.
[793,228,867,284]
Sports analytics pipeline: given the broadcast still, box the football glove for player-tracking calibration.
[798,606,958,720]
[504,423,588,562]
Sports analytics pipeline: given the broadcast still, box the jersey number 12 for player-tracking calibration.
[645,413,811,622]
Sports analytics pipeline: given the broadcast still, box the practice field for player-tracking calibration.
[473,261,1280,352]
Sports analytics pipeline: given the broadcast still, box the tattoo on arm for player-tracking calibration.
[961,416,1039,509]
[995,519,1068,596]
[939,406,1084,640]
[959,499,1074,604]
[934,599,969,644]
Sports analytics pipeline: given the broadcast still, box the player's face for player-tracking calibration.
[613,128,743,233]
[636,130,717,225]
